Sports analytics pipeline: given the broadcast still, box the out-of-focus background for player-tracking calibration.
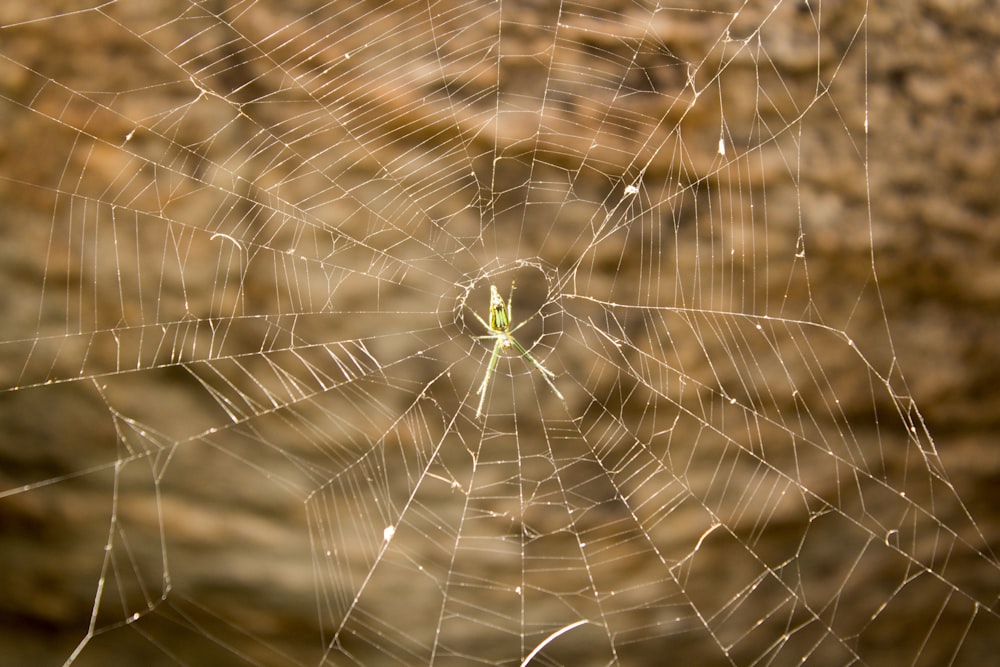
[1,1,998,665]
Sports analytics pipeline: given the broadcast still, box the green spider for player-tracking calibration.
[469,281,564,418]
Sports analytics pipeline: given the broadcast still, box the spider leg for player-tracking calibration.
[506,281,516,325]
[507,333,564,400]
[476,338,504,418]
[506,318,530,335]
[468,308,492,333]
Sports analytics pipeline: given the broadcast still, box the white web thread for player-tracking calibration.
[0,2,997,667]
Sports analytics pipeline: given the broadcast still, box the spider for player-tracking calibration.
[468,281,564,418]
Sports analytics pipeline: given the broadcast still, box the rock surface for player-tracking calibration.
[0,1,997,665]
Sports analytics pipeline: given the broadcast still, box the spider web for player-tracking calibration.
[1,1,998,665]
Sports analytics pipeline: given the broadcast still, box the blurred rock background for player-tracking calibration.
[0,1,998,665]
